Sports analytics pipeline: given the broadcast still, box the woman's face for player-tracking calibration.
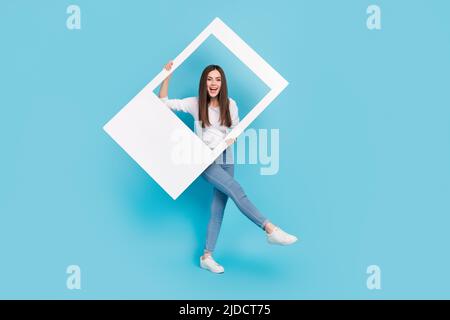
[206,69,222,98]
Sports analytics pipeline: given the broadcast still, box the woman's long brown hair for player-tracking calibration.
[198,65,231,128]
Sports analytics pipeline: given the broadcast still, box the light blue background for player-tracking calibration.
[1,0,449,299]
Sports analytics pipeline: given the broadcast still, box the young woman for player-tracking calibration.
[159,61,298,274]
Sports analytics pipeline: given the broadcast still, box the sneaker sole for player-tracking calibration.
[268,237,299,245]
[200,262,225,274]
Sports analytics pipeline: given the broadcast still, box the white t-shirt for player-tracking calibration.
[160,96,239,149]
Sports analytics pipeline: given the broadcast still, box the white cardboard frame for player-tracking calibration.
[103,17,288,199]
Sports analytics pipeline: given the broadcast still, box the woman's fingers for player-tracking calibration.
[163,61,174,81]
[225,138,236,146]
[164,60,173,71]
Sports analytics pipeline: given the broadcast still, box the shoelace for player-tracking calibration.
[206,257,221,267]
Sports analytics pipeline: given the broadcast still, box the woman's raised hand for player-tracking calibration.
[159,60,174,98]
[164,60,174,71]
[163,60,174,80]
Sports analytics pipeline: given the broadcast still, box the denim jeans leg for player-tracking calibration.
[205,188,227,252]
[204,163,234,253]
[202,160,268,230]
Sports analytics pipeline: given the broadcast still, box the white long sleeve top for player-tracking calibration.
[160,96,239,149]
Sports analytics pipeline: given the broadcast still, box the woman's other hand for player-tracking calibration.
[225,138,236,146]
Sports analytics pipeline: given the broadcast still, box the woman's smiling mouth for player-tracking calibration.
[209,87,219,95]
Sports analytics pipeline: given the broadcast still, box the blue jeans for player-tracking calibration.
[201,150,269,253]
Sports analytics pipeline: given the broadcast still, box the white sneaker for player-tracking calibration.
[267,227,298,245]
[200,255,225,274]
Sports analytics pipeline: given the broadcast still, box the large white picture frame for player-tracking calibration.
[103,18,288,199]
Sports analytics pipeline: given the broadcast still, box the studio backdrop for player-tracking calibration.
[1,0,450,299]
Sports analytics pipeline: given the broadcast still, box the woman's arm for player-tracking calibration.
[158,61,173,99]
[225,99,240,146]
[158,60,197,115]
[229,99,240,129]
